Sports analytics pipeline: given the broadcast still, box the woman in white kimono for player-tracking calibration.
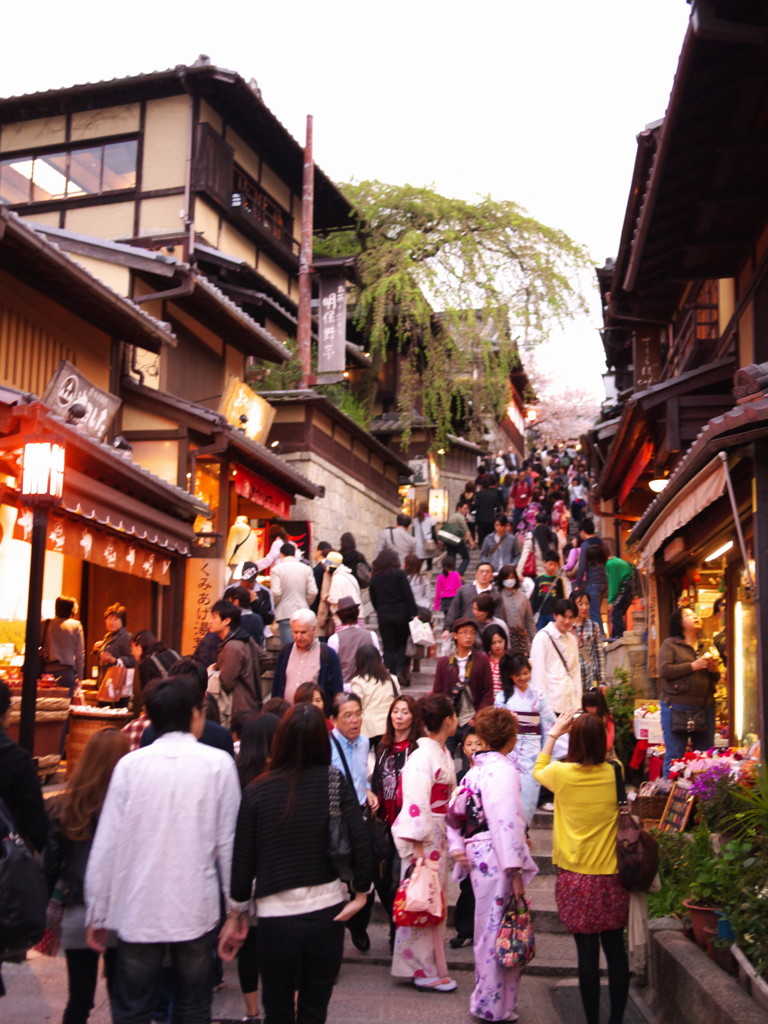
[391,693,458,992]
[447,707,538,1022]
[494,653,554,823]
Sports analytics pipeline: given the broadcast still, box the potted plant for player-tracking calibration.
[682,827,752,951]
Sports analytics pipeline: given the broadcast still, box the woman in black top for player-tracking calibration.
[370,694,422,947]
[339,532,370,587]
[220,704,372,1024]
[369,548,417,684]
[44,728,129,1023]
[129,631,178,710]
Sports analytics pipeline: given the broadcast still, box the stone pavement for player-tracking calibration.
[2,943,657,1024]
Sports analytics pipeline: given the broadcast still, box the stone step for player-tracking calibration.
[342,922,584,976]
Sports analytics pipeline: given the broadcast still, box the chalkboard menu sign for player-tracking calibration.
[659,779,695,833]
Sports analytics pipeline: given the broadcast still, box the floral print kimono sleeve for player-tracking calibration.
[393,747,434,846]
[479,760,537,882]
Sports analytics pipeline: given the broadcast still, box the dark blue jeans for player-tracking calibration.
[585,585,606,638]
[661,702,715,776]
[111,928,216,1024]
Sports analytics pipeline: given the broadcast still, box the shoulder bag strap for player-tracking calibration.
[545,631,570,673]
[611,759,629,807]
[330,733,354,789]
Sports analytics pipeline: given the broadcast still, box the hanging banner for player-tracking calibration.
[14,508,174,585]
[233,466,292,518]
[317,276,347,373]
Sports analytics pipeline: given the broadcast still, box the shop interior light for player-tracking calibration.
[705,540,733,562]
[734,600,744,742]
[648,478,669,493]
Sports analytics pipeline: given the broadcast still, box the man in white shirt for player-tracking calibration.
[270,542,319,645]
[85,675,241,1024]
[530,598,580,760]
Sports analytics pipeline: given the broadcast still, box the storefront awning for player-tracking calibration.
[634,456,727,565]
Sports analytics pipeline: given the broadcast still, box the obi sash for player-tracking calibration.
[430,782,451,814]
[516,712,541,735]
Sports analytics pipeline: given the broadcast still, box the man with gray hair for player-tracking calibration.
[270,608,343,712]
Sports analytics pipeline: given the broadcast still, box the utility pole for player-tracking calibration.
[297,115,314,389]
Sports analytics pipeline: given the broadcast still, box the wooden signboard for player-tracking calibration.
[659,779,695,833]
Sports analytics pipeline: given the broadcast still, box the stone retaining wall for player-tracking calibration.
[645,919,768,1024]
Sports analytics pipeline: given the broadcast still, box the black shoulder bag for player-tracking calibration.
[0,798,47,957]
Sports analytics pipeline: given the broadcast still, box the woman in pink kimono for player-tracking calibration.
[447,706,538,1022]
[391,693,458,992]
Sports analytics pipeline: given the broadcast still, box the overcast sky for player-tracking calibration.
[2,0,693,398]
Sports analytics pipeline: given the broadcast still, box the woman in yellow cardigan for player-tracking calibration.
[533,708,629,1024]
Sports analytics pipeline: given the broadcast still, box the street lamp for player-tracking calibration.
[18,441,64,754]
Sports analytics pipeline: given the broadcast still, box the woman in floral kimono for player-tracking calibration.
[494,653,554,823]
[447,707,538,1022]
[391,693,458,992]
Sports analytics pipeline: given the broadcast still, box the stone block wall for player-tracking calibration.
[605,633,655,698]
[281,451,400,557]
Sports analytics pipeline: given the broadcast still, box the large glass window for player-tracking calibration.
[0,139,137,205]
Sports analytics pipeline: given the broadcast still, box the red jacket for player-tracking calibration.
[432,650,493,715]
[511,482,532,509]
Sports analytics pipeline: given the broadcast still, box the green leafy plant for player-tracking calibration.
[687,829,754,909]
[725,834,768,978]
[316,180,591,450]
[647,829,700,919]
[606,667,635,766]
[726,764,768,840]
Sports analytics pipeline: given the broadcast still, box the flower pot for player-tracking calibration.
[681,898,720,951]
[731,943,768,1012]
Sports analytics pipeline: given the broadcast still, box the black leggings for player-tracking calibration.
[573,929,629,1024]
[63,947,117,1024]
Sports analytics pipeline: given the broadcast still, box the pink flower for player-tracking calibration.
[409,804,420,817]
[429,850,440,861]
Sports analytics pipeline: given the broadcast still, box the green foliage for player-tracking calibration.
[647,829,701,919]
[688,830,754,908]
[606,667,636,767]
[248,338,302,392]
[726,834,768,978]
[317,180,591,450]
[314,383,370,431]
[726,764,768,839]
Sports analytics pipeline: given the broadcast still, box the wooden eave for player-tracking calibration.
[0,209,175,353]
[0,61,353,231]
[609,5,768,324]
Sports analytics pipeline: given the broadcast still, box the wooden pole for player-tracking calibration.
[297,115,314,389]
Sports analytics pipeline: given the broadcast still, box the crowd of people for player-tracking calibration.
[0,446,648,1024]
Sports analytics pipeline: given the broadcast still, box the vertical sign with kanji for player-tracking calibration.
[317,276,347,373]
[181,557,225,655]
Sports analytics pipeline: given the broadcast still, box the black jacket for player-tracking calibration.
[43,814,91,905]
[0,729,48,852]
[230,764,372,902]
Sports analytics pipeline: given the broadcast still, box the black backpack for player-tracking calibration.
[251,586,275,625]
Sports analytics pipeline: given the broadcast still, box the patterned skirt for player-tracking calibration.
[555,869,629,934]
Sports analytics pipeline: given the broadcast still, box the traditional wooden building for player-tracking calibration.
[588,0,768,751]
[0,59,413,568]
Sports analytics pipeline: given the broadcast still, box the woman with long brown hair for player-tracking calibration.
[219,703,373,1024]
[44,728,130,1024]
